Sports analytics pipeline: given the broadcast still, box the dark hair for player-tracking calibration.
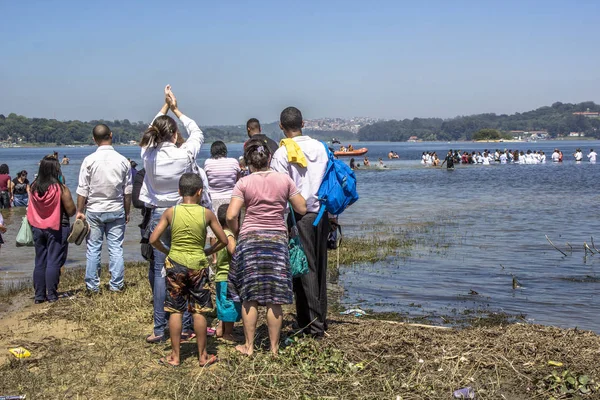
[178,173,203,197]
[210,141,228,158]
[280,107,303,132]
[0,164,8,174]
[140,115,178,147]
[93,124,112,143]
[32,156,62,197]
[244,138,271,170]
[18,170,27,178]
[246,118,261,132]
[217,204,229,227]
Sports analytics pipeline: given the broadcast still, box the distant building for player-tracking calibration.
[569,132,585,137]
[573,112,599,118]
[407,136,418,142]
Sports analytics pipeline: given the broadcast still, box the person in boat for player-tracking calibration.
[348,144,354,152]
[340,145,347,152]
[61,155,70,165]
[349,158,356,170]
[363,156,370,167]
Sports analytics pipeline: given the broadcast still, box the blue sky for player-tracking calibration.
[1,0,599,124]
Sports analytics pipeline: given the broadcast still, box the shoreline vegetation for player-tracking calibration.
[1,235,600,399]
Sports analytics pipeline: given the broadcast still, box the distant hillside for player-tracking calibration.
[0,113,356,145]
[358,102,600,142]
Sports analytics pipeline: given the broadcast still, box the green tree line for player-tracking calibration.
[0,113,356,145]
[358,102,600,142]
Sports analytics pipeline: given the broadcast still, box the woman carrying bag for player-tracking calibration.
[27,155,76,303]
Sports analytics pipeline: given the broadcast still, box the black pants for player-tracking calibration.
[32,226,69,302]
[292,212,329,336]
[0,191,10,209]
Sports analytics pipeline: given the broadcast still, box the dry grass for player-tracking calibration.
[1,258,600,398]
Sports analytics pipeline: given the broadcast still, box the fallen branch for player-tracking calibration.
[584,242,595,255]
[545,235,567,256]
[592,236,600,253]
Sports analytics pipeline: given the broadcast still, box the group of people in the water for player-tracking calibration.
[422,148,599,168]
[349,156,386,170]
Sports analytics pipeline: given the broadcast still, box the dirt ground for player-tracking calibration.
[1,262,600,399]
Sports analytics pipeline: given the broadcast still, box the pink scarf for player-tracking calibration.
[27,184,62,230]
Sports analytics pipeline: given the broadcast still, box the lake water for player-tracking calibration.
[1,140,600,332]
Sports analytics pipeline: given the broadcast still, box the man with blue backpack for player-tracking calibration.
[272,106,358,338]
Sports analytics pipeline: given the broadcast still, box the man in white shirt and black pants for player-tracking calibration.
[272,107,330,338]
[77,124,132,293]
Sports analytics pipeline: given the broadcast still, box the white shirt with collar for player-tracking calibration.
[271,135,328,213]
[76,145,132,213]
[139,113,204,208]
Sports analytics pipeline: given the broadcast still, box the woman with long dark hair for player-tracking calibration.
[139,85,206,343]
[27,155,76,303]
[12,170,30,207]
[226,139,307,356]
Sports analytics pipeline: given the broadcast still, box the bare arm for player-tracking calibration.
[289,193,307,216]
[204,209,228,256]
[226,197,244,236]
[124,194,132,223]
[150,208,173,255]
[61,186,76,217]
[226,234,236,255]
[76,195,87,220]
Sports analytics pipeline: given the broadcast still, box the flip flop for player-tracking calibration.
[200,354,218,367]
[181,332,196,342]
[206,327,216,337]
[158,357,180,368]
[146,334,167,344]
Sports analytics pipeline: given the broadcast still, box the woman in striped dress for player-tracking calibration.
[226,138,307,356]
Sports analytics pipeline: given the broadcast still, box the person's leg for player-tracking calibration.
[165,313,183,366]
[32,227,49,302]
[105,211,126,291]
[216,281,238,341]
[45,226,70,301]
[315,217,330,331]
[84,212,104,293]
[266,304,283,355]
[148,209,170,341]
[236,301,258,356]
[193,313,210,365]
[293,212,327,337]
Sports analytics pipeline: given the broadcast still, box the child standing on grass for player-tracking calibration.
[214,204,240,341]
[150,173,228,367]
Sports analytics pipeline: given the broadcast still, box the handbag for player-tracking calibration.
[16,216,34,247]
[288,204,309,278]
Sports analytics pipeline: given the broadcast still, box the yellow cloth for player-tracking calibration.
[279,138,307,167]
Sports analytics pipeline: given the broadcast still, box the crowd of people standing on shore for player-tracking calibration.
[422,148,598,167]
[4,85,333,367]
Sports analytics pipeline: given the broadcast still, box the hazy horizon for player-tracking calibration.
[1,1,599,125]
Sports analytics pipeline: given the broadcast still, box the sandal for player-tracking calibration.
[200,354,218,367]
[146,334,167,344]
[158,357,180,367]
[181,332,196,342]
[206,327,216,337]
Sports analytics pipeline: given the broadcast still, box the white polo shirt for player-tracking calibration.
[271,135,328,213]
[76,145,132,213]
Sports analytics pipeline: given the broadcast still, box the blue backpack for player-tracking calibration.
[313,142,359,226]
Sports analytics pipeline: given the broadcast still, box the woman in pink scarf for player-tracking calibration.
[27,155,76,303]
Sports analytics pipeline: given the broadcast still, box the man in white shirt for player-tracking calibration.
[588,149,597,163]
[271,106,330,338]
[574,148,583,162]
[551,149,560,162]
[77,124,132,293]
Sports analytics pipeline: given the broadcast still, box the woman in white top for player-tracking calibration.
[204,140,240,239]
[140,85,205,343]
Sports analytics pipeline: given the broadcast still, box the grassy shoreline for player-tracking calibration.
[1,238,600,399]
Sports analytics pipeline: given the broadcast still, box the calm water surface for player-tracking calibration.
[1,140,599,332]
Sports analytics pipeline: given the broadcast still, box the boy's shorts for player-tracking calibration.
[165,258,213,314]
[216,281,241,323]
